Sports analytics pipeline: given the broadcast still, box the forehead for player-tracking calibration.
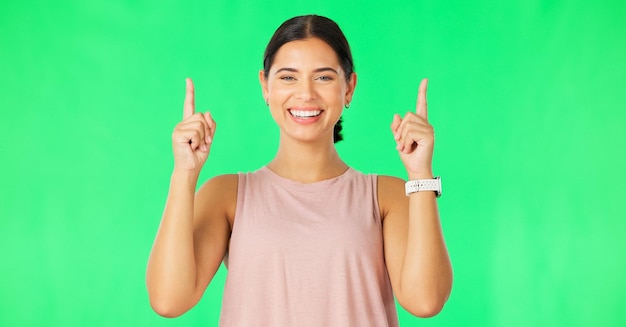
[271,37,341,70]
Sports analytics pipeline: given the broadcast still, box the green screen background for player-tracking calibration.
[1,0,625,326]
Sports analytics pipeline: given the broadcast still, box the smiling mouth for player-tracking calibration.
[288,109,322,118]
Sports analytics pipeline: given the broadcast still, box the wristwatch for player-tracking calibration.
[405,177,442,197]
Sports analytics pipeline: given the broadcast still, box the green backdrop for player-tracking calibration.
[1,0,625,326]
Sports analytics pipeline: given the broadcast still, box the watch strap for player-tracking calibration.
[405,177,442,197]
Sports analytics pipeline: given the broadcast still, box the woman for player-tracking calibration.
[146,14,452,326]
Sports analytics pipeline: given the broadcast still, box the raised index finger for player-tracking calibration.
[183,78,195,119]
[416,78,428,120]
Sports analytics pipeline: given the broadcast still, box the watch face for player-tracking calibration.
[436,176,442,197]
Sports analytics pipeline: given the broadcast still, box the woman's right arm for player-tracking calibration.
[146,78,234,317]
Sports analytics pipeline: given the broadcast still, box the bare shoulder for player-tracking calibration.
[378,175,405,189]
[195,174,238,227]
[198,173,238,190]
[197,174,238,198]
[377,175,408,219]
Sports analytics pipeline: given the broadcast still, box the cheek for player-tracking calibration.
[321,85,346,103]
[268,84,293,100]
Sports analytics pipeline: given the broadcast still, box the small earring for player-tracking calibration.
[345,103,350,109]
[265,99,269,106]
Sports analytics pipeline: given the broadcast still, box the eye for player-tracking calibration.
[317,75,334,81]
[280,75,295,81]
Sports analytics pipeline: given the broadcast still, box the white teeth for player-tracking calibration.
[290,110,321,117]
[290,110,321,118]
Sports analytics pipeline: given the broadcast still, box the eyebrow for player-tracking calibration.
[274,67,339,75]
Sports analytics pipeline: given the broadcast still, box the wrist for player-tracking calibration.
[407,171,434,180]
[171,168,201,183]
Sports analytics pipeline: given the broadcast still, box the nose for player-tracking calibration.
[295,79,316,101]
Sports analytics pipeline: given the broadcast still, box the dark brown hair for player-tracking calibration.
[263,15,354,143]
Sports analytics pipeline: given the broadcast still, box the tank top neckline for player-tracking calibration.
[258,166,356,193]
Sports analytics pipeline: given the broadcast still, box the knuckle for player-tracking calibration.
[192,120,206,130]
[172,126,184,137]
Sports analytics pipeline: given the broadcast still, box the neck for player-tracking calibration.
[267,136,348,183]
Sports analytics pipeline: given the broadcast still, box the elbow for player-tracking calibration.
[147,285,191,318]
[398,297,445,318]
[146,277,193,318]
[403,301,445,318]
[149,297,187,318]
[396,290,450,318]
[396,270,453,318]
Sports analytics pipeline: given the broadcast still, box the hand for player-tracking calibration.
[390,78,434,178]
[171,78,216,172]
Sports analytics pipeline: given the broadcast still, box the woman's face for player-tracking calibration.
[260,37,356,144]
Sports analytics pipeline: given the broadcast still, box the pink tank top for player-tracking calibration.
[219,166,399,326]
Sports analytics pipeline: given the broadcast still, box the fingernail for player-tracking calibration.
[207,136,212,144]
[396,142,402,150]
[394,132,400,140]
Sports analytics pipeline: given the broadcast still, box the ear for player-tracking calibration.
[345,72,357,104]
[259,70,269,102]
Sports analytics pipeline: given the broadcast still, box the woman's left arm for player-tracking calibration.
[381,78,452,318]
